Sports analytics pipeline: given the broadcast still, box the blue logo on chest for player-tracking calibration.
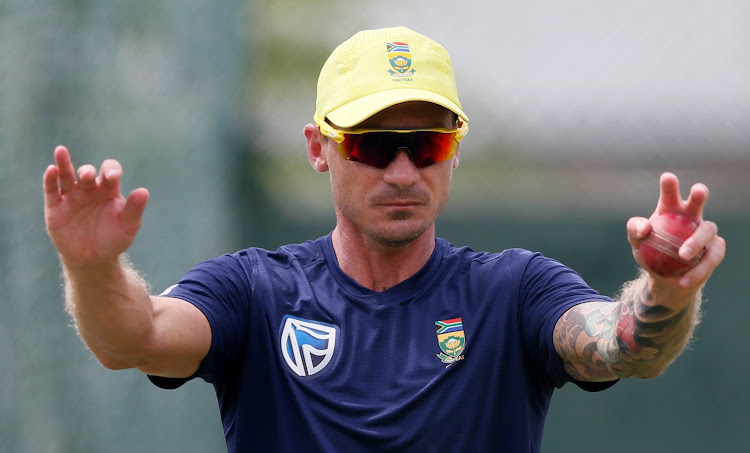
[280,315,339,377]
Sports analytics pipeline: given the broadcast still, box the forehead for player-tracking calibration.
[352,101,455,130]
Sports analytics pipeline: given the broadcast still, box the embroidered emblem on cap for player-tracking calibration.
[387,41,415,77]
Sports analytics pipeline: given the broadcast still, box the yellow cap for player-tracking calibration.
[315,26,469,128]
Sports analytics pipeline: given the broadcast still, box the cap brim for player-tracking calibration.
[325,88,469,128]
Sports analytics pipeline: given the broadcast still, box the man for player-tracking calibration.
[44,26,725,452]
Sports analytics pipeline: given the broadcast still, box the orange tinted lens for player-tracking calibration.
[338,131,457,169]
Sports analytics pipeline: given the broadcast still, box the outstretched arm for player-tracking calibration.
[44,146,210,378]
[554,172,725,381]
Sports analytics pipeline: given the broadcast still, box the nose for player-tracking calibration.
[382,149,420,189]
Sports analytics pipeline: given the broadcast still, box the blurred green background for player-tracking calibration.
[1,1,748,451]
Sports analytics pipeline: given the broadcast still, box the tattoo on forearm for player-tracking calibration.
[555,272,702,380]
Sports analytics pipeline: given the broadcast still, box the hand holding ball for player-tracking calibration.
[640,213,704,277]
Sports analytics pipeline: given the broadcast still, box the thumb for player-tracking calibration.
[121,188,150,235]
[626,217,651,246]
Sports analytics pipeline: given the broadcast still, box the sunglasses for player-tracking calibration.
[315,117,468,169]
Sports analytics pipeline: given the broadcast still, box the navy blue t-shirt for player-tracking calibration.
[151,235,615,452]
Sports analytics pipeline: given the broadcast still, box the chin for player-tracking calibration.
[366,221,431,248]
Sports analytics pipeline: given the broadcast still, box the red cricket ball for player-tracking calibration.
[640,213,703,277]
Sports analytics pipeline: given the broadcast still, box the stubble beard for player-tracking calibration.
[335,195,449,249]
[367,219,429,248]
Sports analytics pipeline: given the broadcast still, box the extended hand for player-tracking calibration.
[43,146,150,268]
[626,172,725,289]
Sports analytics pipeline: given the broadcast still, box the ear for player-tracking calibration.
[452,146,461,169]
[304,124,329,172]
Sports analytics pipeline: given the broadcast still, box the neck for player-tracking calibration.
[331,225,436,292]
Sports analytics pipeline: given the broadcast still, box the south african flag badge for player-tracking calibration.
[435,318,466,367]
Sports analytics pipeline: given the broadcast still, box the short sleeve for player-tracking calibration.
[517,251,614,390]
[149,252,254,388]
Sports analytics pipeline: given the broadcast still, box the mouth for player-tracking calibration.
[379,200,422,208]
[371,189,429,210]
